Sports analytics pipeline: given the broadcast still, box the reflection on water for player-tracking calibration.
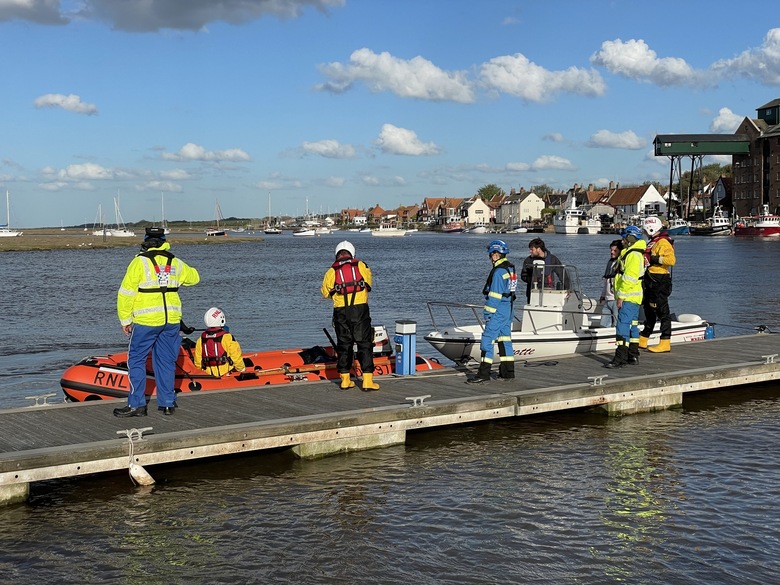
[3,235,780,582]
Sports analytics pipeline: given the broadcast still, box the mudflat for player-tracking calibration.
[0,229,262,252]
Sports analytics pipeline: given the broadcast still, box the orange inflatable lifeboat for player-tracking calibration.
[60,325,445,402]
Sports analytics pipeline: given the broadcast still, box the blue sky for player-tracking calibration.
[2,0,779,228]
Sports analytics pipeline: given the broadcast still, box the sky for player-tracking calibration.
[2,0,780,228]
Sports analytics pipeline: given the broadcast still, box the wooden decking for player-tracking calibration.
[2,333,780,503]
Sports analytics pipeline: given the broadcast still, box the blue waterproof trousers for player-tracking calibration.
[126,323,180,408]
[480,303,513,365]
[616,301,640,344]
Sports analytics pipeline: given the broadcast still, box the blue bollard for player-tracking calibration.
[394,320,417,375]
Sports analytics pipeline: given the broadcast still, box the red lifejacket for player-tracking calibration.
[331,258,369,296]
[200,327,232,369]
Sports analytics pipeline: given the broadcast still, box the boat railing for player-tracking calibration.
[426,301,523,333]
[525,263,593,311]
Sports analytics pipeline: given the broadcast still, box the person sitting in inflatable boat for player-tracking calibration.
[194,307,247,377]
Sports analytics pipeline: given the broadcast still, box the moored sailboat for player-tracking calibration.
[0,190,23,237]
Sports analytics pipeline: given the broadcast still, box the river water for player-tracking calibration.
[1,232,779,583]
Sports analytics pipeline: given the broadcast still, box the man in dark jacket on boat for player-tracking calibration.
[321,241,379,391]
[520,238,568,303]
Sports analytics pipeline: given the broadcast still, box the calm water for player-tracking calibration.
[2,232,780,583]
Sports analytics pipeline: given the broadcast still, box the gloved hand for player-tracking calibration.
[650,254,661,265]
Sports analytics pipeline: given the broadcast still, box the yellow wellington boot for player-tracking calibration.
[361,373,380,392]
[647,339,671,353]
[339,373,355,389]
[638,336,649,349]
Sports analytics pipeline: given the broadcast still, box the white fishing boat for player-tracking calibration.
[206,200,227,237]
[423,263,711,364]
[371,223,407,237]
[315,227,331,235]
[0,190,23,237]
[465,225,488,234]
[690,206,731,236]
[554,194,601,234]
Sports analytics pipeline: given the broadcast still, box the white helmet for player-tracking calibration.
[204,307,226,328]
[643,216,663,237]
[335,240,355,258]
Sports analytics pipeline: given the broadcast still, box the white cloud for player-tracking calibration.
[591,38,703,87]
[506,162,531,172]
[162,143,250,162]
[480,53,606,103]
[137,181,184,192]
[301,139,356,159]
[34,93,98,115]
[361,175,380,186]
[325,176,346,187]
[375,124,440,156]
[0,0,67,25]
[57,162,115,181]
[711,28,780,84]
[159,169,194,180]
[317,48,476,103]
[587,129,646,150]
[710,107,744,133]
[531,156,575,171]
[543,133,565,143]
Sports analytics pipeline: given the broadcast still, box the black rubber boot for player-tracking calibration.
[467,362,492,384]
[604,344,629,369]
[627,342,640,365]
[498,362,515,380]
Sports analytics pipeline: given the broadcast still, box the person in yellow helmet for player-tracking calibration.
[321,240,379,391]
[114,227,200,417]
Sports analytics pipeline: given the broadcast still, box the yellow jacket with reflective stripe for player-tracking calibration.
[614,240,646,304]
[117,242,200,326]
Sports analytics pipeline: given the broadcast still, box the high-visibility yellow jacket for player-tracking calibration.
[117,242,200,327]
[321,258,373,308]
[615,240,646,304]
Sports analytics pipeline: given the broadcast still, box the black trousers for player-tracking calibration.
[641,274,673,340]
[332,303,375,374]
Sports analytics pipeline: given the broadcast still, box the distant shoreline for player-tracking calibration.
[0,229,264,252]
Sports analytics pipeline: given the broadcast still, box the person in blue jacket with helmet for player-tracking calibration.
[468,239,517,384]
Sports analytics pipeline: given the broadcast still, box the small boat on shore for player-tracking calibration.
[60,325,445,402]
[0,190,22,237]
[424,263,711,364]
[442,222,463,233]
[733,204,780,237]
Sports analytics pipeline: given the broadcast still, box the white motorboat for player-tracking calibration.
[423,263,711,364]
[372,223,407,237]
[554,194,601,234]
[292,228,316,237]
